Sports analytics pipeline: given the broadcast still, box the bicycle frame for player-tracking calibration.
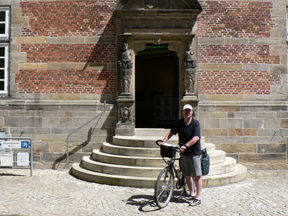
[154,140,188,208]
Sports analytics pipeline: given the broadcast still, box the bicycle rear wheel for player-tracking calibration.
[154,167,174,208]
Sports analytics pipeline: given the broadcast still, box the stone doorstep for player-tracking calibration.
[135,128,171,136]
[81,155,236,177]
[70,163,247,188]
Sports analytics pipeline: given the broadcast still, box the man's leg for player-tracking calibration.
[194,176,202,200]
[185,176,195,196]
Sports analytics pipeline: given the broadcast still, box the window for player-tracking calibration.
[0,44,8,93]
[0,7,10,40]
[0,7,10,94]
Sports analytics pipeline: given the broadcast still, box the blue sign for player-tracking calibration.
[21,141,29,148]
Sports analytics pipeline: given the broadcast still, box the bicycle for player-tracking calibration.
[154,140,190,208]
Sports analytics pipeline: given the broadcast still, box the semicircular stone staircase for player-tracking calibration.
[70,129,247,188]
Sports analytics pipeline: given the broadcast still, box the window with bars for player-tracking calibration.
[0,7,10,94]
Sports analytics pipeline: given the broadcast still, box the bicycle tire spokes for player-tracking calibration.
[154,167,174,208]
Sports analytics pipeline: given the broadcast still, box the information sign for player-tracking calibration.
[2,141,21,148]
[21,141,29,148]
[17,152,29,166]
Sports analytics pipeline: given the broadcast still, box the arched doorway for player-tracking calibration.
[135,44,179,128]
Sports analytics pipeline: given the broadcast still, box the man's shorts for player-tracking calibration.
[180,154,202,177]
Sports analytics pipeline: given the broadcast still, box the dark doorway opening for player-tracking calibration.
[135,44,179,128]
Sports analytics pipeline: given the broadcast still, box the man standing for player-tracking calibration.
[162,104,202,206]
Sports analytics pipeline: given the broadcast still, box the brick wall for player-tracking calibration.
[198,1,275,38]
[198,70,281,95]
[20,1,116,37]
[16,69,116,94]
[16,0,117,95]
[197,0,282,96]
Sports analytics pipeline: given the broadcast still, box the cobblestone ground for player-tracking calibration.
[0,169,287,216]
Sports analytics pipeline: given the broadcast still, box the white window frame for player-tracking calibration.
[0,7,10,94]
[0,7,10,40]
[0,43,9,94]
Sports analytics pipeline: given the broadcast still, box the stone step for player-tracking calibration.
[135,128,171,136]
[92,149,166,167]
[102,142,216,157]
[92,149,226,167]
[70,163,247,188]
[113,136,209,150]
[70,130,247,189]
[113,135,178,148]
[134,129,206,145]
[81,156,161,177]
[81,156,236,177]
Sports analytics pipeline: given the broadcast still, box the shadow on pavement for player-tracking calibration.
[126,190,190,212]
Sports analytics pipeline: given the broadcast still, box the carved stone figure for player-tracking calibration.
[183,49,197,94]
[118,105,132,123]
[118,43,133,94]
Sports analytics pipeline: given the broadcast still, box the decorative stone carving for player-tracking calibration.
[124,19,193,30]
[134,43,146,54]
[118,105,133,124]
[183,48,197,94]
[118,43,133,95]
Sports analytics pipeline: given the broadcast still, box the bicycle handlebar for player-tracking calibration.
[156,140,180,152]
[156,140,163,146]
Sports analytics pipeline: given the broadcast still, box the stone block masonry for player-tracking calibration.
[0,101,116,169]
[198,101,288,169]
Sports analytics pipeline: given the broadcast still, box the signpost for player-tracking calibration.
[0,137,33,176]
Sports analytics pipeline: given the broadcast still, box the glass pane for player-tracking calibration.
[0,81,4,90]
[0,59,4,68]
[0,70,4,79]
[0,12,5,22]
[0,48,4,57]
[0,24,5,34]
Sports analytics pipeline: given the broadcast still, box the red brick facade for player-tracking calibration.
[20,1,116,37]
[198,70,281,95]
[197,1,281,95]
[21,44,116,63]
[16,69,116,94]
[16,1,117,94]
[14,0,283,96]
[198,1,275,38]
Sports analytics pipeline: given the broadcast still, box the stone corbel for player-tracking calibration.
[168,43,180,57]
[134,43,146,54]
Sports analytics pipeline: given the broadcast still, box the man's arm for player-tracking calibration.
[180,136,200,153]
[162,131,174,144]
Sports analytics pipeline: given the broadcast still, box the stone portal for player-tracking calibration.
[115,0,202,135]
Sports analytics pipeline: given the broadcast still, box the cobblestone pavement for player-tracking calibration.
[0,169,287,216]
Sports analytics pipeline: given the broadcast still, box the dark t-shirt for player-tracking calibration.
[171,118,201,156]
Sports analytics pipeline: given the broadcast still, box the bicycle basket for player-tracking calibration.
[160,145,176,158]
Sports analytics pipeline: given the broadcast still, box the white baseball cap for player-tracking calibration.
[183,104,193,111]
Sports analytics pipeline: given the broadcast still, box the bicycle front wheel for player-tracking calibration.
[154,167,174,208]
